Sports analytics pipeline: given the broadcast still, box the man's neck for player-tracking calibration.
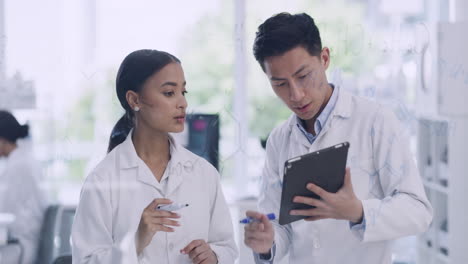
[303,83,334,135]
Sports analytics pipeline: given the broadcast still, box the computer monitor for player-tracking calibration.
[186,114,219,170]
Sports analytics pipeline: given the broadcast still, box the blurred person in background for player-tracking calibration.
[72,49,237,264]
[0,110,46,264]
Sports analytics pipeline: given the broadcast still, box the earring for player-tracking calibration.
[134,106,140,112]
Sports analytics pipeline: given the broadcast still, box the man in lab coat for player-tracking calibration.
[243,13,433,264]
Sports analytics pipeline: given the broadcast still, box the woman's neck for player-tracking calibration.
[132,126,170,165]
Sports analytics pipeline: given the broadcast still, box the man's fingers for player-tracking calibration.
[343,167,352,188]
[290,208,325,217]
[305,215,328,221]
[306,182,331,200]
[248,222,264,231]
[293,196,326,208]
[244,238,270,251]
[245,210,263,220]
[244,230,271,241]
[258,213,274,231]
[244,222,267,234]
[244,211,273,231]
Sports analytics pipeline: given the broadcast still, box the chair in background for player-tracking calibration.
[35,205,76,264]
[52,255,72,264]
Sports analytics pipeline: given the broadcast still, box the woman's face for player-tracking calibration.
[132,62,188,133]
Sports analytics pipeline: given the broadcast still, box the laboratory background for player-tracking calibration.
[0,0,467,263]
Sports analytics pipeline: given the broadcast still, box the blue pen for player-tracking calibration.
[239,213,276,224]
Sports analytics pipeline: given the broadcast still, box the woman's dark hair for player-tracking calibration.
[0,110,29,143]
[253,12,322,71]
[107,49,180,153]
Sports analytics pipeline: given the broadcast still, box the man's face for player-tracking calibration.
[263,46,331,121]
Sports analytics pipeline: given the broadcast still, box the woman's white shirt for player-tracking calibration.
[71,133,238,264]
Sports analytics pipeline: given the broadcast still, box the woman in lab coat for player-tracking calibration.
[71,49,238,264]
[0,110,46,264]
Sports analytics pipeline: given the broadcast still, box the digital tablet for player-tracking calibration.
[279,142,350,225]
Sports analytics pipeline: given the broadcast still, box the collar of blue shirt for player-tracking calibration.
[296,83,339,144]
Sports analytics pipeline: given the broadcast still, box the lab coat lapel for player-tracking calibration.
[165,136,186,197]
[314,86,353,145]
[288,115,311,150]
[118,132,159,189]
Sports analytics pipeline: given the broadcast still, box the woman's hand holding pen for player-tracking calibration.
[136,198,180,255]
[243,211,275,254]
[181,239,218,264]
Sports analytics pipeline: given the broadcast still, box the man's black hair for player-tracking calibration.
[253,12,322,71]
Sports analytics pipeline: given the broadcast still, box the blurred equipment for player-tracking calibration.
[173,114,220,170]
[0,0,36,110]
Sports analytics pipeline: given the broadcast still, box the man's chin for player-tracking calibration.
[294,111,314,121]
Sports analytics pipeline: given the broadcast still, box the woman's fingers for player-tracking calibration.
[151,210,180,218]
[152,218,180,227]
[146,198,172,210]
[155,224,175,232]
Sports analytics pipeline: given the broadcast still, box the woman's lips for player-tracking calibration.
[175,116,185,123]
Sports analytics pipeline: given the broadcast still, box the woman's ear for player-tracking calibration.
[126,90,140,111]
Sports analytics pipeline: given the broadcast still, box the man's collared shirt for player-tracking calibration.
[296,83,338,144]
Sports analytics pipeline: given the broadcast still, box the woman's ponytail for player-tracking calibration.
[107,113,134,153]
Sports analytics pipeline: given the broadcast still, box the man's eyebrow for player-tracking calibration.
[292,65,308,76]
[270,65,308,81]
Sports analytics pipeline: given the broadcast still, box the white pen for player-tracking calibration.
[156,203,189,211]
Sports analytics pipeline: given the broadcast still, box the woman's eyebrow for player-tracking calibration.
[161,81,187,87]
[161,81,177,87]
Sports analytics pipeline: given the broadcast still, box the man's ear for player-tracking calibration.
[320,47,331,70]
[126,90,140,110]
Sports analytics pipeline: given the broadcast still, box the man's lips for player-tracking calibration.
[294,103,311,113]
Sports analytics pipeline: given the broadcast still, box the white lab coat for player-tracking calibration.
[71,132,238,264]
[257,86,433,264]
[0,141,46,264]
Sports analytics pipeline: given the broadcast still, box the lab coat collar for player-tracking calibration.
[286,85,352,128]
[118,131,139,169]
[118,130,183,169]
[330,85,352,119]
[118,130,185,195]
[287,85,352,148]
